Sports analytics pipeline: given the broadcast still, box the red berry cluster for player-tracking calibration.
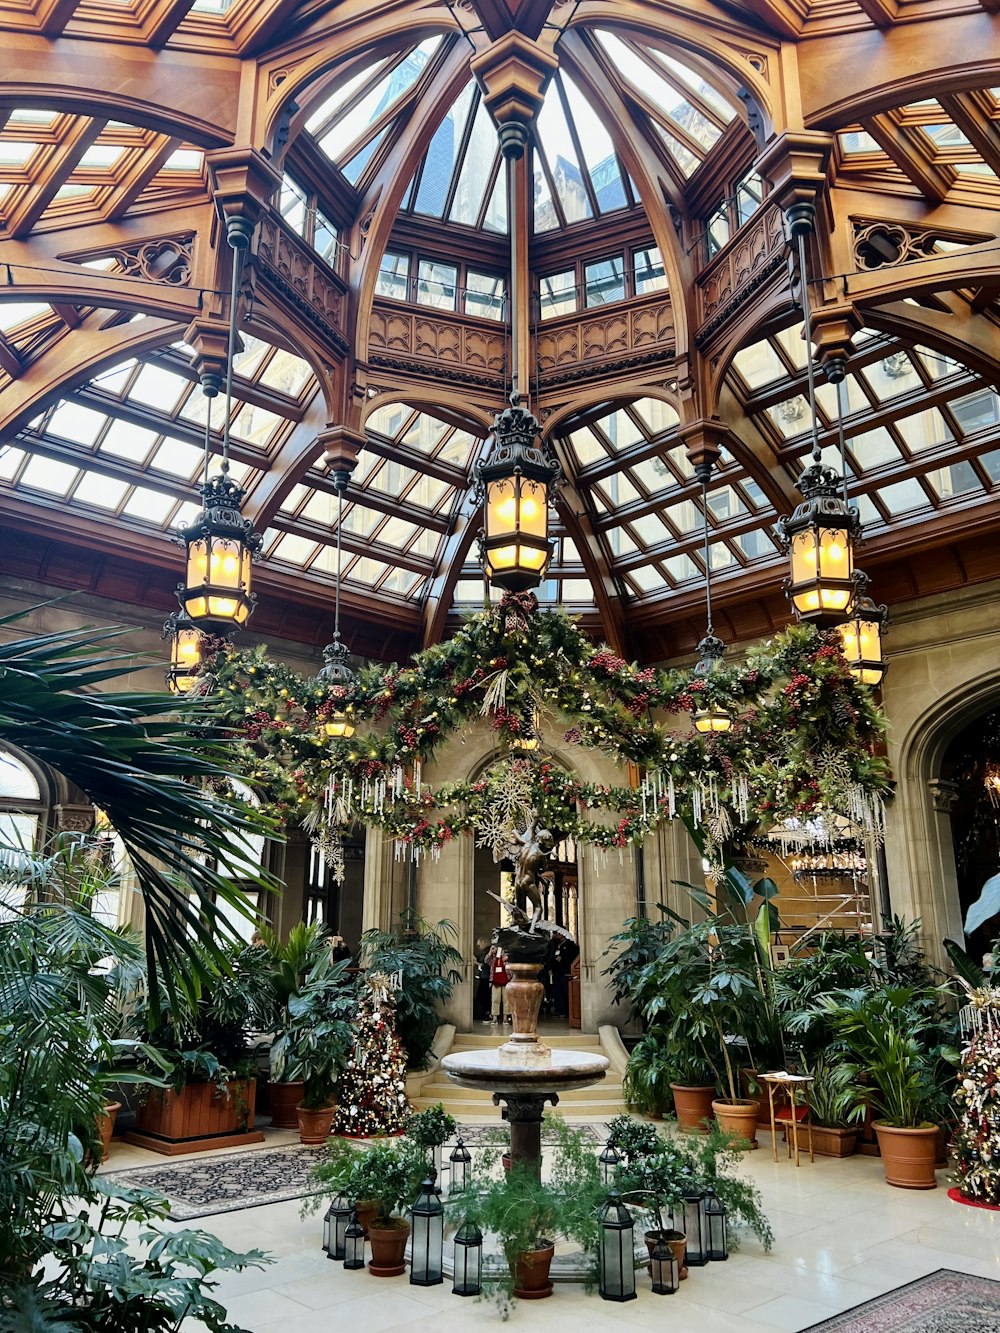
[589,650,627,675]
[626,692,651,717]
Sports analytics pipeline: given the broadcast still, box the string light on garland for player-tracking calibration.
[775,208,860,625]
[177,219,262,631]
[837,573,888,687]
[162,610,203,694]
[692,459,732,735]
[317,467,355,739]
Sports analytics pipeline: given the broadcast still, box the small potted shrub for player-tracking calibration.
[256,923,335,1128]
[623,1028,676,1120]
[310,1137,426,1274]
[405,1102,457,1179]
[269,959,355,1143]
[802,1057,863,1157]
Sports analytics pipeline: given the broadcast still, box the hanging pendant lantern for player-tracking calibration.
[475,396,560,593]
[513,706,542,751]
[777,463,860,625]
[179,473,261,630]
[317,635,355,738]
[692,633,733,735]
[162,610,204,694]
[837,574,888,687]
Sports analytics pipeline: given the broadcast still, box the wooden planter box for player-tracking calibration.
[783,1124,857,1157]
[125,1079,264,1156]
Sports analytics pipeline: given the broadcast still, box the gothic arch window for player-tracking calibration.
[0,745,46,853]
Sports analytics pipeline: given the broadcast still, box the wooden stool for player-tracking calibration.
[759,1072,815,1167]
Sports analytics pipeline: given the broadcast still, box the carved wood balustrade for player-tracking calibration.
[534,291,675,389]
[695,203,787,348]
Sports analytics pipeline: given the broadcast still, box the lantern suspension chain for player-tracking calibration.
[795,231,823,469]
[220,241,243,477]
[835,375,850,507]
[501,123,528,409]
[333,478,344,652]
[700,463,714,638]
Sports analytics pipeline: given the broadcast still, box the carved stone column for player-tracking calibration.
[492,1090,560,1181]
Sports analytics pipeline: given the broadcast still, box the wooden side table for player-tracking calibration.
[759,1072,815,1167]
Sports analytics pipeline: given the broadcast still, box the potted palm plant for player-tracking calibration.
[801,1056,864,1157]
[310,1137,426,1274]
[269,956,355,1143]
[816,987,952,1188]
[256,922,335,1128]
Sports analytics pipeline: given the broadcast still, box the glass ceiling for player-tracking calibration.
[0,110,206,235]
[267,402,485,603]
[729,326,1000,534]
[837,93,1000,196]
[0,336,314,534]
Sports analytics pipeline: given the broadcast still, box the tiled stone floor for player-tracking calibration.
[104,1124,1000,1332]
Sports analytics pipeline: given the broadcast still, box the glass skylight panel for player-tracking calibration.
[650,52,735,121]
[128,364,187,414]
[632,398,678,435]
[667,445,695,480]
[449,100,498,226]
[122,487,175,523]
[952,388,1000,434]
[7,109,59,128]
[231,403,284,447]
[401,413,448,455]
[150,438,202,479]
[0,303,49,333]
[341,129,388,185]
[409,475,449,509]
[378,517,418,548]
[0,447,24,481]
[849,426,900,469]
[631,512,670,545]
[381,569,422,597]
[568,428,605,467]
[272,534,318,565]
[732,340,787,389]
[663,498,701,533]
[0,141,38,166]
[766,396,811,439]
[895,406,953,453]
[839,130,881,154]
[438,429,476,468]
[539,270,576,319]
[20,455,79,495]
[861,353,921,399]
[814,374,871,416]
[878,476,928,515]
[411,528,438,559]
[367,402,410,437]
[597,472,640,506]
[162,150,203,172]
[561,538,580,563]
[980,450,1000,484]
[925,460,980,499]
[663,553,699,582]
[46,402,106,447]
[78,144,128,169]
[706,485,747,521]
[368,460,414,497]
[731,528,776,560]
[599,407,644,452]
[922,122,971,149]
[279,483,309,515]
[414,82,474,217]
[741,478,768,509]
[605,526,638,557]
[536,81,593,224]
[856,493,882,525]
[709,543,734,570]
[305,67,381,134]
[560,72,627,213]
[631,457,674,494]
[100,420,157,463]
[597,33,723,152]
[298,490,336,527]
[532,149,559,232]
[347,556,389,586]
[634,248,667,294]
[72,471,128,509]
[376,252,409,301]
[654,126,699,176]
[258,349,313,398]
[562,579,594,601]
[629,565,668,593]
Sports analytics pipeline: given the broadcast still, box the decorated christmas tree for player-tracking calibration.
[952,985,1000,1206]
[332,971,410,1138]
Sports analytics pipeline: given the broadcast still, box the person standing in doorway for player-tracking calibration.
[488,940,510,1025]
[474,936,491,1023]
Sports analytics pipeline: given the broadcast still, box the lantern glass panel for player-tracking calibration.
[682,1192,706,1265]
[410,1182,444,1286]
[169,626,201,693]
[325,714,355,739]
[704,1192,728,1261]
[598,1196,636,1302]
[790,525,853,614]
[693,706,732,734]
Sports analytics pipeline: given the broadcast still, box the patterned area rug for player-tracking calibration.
[800,1270,1000,1332]
[102,1123,610,1220]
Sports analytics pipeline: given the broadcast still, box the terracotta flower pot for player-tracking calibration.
[355,1199,379,1239]
[644,1228,688,1280]
[296,1103,335,1144]
[513,1242,555,1299]
[502,1151,511,1173]
[368,1219,410,1277]
[712,1098,760,1149]
[98,1101,122,1161]
[670,1084,716,1133]
[267,1080,304,1129]
[873,1122,939,1189]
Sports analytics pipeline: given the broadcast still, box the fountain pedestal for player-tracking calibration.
[442,955,608,1180]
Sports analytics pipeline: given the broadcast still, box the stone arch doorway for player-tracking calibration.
[940,705,1000,965]
[885,661,1000,969]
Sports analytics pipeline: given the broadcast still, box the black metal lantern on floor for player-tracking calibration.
[452,1219,483,1297]
[449,1137,472,1195]
[649,1236,679,1295]
[598,1191,637,1302]
[598,1138,622,1187]
[323,1192,353,1260]
[343,1213,365,1270]
[703,1187,729,1261]
[679,1185,707,1266]
[162,610,204,694]
[837,573,888,687]
[409,1178,444,1286]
